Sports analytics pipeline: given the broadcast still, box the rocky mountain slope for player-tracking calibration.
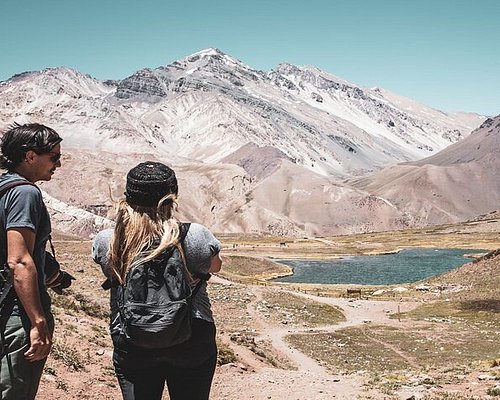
[350,115,500,226]
[0,48,483,175]
[0,48,491,237]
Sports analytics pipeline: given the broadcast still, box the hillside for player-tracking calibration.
[350,115,500,226]
[426,248,500,302]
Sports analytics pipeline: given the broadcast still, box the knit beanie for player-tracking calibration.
[125,161,178,207]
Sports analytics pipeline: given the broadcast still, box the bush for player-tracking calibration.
[217,341,237,365]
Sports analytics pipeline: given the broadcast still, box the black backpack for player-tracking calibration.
[116,223,209,349]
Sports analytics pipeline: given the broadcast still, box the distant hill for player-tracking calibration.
[351,115,500,227]
[426,248,500,303]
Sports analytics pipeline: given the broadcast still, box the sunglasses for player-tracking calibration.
[45,151,62,163]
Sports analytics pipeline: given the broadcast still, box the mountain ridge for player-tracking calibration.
[0,48,493,237]
[350,114,500,226]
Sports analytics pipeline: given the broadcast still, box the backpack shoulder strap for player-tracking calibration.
[0,180,36,199]
[179,222,191,243]
[191,273,210,298]
[0,180,37,307]
[102,222,193,291]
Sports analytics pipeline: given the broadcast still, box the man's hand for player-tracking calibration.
[24,320,52,362]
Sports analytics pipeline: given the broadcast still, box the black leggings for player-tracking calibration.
[112,319,217,400]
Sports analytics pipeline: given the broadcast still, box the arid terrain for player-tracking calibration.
[1,57,495,239]
[34,217,500,400]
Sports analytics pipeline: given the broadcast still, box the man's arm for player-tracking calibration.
[7,228,52,362]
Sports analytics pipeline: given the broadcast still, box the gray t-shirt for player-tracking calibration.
[0,172,51,311]
[92,223,221,334]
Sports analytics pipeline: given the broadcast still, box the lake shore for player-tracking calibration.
[271,248,488,286]
[219,223,499,261]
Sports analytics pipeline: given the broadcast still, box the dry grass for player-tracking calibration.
[401,300,499,327]
[50,341,85,371]
[286,326,413,374]
[217,254,292,283]
[216,340,237,365]
[218,220,500,260]
[257,288,345,327]
[286,321,499,392]
[422,394,492,400]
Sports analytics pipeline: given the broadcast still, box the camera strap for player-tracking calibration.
[48,235,57,259]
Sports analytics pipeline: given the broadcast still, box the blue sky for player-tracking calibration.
[1,0,499,115]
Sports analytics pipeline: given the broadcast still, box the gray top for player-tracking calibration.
[92,223,221,334]
[0,172,52,311]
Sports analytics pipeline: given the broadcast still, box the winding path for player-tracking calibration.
[211,276,423,399]
[248,284,421,373]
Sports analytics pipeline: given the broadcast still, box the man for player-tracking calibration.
[0,123,62,399]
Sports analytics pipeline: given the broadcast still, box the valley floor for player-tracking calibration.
[35,230,500,400]
[209,276,499,400]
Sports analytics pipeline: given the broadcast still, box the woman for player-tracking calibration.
[92,161,222,400]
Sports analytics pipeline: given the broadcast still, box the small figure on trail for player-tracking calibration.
[92,161,222,400]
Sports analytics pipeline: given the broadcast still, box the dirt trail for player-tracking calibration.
[256,288,420,374]
[210,277,421,399]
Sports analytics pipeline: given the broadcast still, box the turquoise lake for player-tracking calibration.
[273,248,485,285]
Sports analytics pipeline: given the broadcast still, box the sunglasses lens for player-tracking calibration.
[50,153,61,163]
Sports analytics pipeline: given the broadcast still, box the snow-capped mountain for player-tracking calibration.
[0,48,483,177]
[0,48,491,237]
[111,48,484,176]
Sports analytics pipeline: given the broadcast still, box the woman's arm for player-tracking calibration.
[209,253,222,273]
[91,229,113,278]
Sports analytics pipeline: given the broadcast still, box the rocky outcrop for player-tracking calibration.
[115,69,169,99]
[42,191,114,239]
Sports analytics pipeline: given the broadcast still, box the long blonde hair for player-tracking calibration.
[109,193,185,284]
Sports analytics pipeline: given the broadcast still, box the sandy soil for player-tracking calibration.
[209,275,421,400]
